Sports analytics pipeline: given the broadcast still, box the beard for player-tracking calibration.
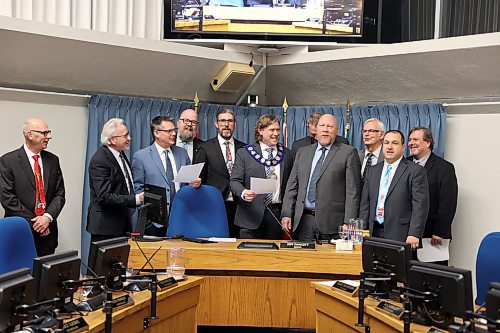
[178,129,196,142]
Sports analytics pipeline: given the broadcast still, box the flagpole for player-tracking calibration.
[345,98,351,141]
[282,97,288,148]
[194,92,200,138]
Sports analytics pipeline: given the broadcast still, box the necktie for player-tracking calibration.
[164,150,176,203]
[32,155,46,216]
[375,164,393,224]
[119,152,133,194]
[363,153,374,179]
[224,141,233,175]
[306,147,327,203]
[264,148,275,206]
[182,141,189,151]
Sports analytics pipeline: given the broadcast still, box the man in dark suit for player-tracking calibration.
[132,116,201,236]
[408,127,458,264]
[291,112,348,155]
[359,118,385,180]
[230,115,294,239]
[0,118,65,256]
[359,130,429,250]
[282,114,361,241]
[194,108,245,238]
[86,118,144,244]
[176,108,204,162]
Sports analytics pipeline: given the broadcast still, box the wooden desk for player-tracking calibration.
[313,282,446,333]
[129,239,362,329]
[84,277,202,333]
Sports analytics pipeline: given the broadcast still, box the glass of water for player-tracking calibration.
[81,276,93,300]
[167,248,186,280]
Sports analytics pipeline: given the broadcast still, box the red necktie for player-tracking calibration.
[33,155,46,216]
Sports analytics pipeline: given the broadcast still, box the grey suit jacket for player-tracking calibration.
[281,142,361,234]
[230,143,294,229]
[358,148,384,166]
[359,158,430,242]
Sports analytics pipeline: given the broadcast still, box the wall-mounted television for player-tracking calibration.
[164,0,381,43]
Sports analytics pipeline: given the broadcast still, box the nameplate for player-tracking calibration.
[280,241,316,250]
[332,281,358,296]
[109,294,134,311]
[237,242,279,250]
[158,276,178,290]
[63,317,88,333]
[375,300,404,318]
[427,327,446,333]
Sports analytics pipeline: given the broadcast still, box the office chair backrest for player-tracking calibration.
[167,185,229,238]
[0,216,38,275]
[475,231,500,305]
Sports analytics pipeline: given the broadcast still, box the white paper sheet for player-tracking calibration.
[250,177,277,194]
[417,238,450,262]
[173,162,204,183]
[208,237,237,243]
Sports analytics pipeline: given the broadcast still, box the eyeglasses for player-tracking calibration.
[317,124,335,130]
[156,128,177,134]
[179,118,199,126]
[112,132,130,139]
[217,119,235,124]
[363,129,381,134]
[30,130,52,137]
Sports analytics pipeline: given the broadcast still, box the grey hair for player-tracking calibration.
[101,118,125,145]
[364,118,385,132]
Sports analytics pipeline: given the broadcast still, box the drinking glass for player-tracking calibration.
[167,248,186,280]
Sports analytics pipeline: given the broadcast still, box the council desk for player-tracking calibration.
[128,239,362,329]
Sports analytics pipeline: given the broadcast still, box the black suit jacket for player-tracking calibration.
[194,136,246,199]
[291,135,348,155]
[408,153,458,239]
[193,137,204,163]
[86,146,137,236]
[0,147,65,252]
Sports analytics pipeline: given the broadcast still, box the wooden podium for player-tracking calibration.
[128,239,362,329]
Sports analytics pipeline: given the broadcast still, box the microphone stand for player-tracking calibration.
[103,290,114,333]
[265,204,293,240]
[355,272,371,333]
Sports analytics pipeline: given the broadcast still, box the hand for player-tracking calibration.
[138,192,145,203]
[406,235,420,250]
[431,235,443,246]
[190,178,202,189]
[242,190,257,202]
[41,228,51,237]
[281,217,292,231]
[31,215,51,234]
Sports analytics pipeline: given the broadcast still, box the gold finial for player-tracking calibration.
[194,92,199,113]
[282,97,288,114]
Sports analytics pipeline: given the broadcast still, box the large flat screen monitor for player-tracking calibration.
[88,237,130,290]
[144,183,169,231]
[0,268,35,333]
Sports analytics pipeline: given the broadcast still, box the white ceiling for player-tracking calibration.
[1,16,499,106]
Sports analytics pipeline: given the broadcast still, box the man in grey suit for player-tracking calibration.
[230,115,294,239]
[132,116,201,236]
[359,118,385,179]
[359,130,429,250]
[281,114,361,241]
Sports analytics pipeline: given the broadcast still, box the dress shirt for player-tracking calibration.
[154,143,180,192]
[304,143,332,210]
[176,136,194,162]
[413,151,431,167]
[259,142,281,204]
[108,146,141,205]
[217,135,235,201]
[378,156,404,193]
[361,145,382,175]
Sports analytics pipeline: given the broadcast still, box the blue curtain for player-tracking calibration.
[82,94,447,262]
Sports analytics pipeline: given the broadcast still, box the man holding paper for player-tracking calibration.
[230,115,294,239]
[132,116,201,236]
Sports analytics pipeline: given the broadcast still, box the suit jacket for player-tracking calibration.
[292,135,348,155]
[132,144,190,208]
[282,142,361,234]
[358,148,385,166]
[193,137,204,163]
[359,158,430,242]
[408,153,458,239]
[0,147,65,251]
[86,146,137,236]
[230,143,294,229]
[194,136,245,199]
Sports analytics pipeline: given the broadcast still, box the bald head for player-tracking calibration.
[23,118,52,153]
[178,108,199,142]
[316,114,338,146]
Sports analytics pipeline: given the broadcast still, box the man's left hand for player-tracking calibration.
[32,215,51,234]
[406,235,420,250]
[190,178,202,188]
[431,235,443,246]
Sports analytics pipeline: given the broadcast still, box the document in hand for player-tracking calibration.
[173,163,204,183]
[250,177,277,194]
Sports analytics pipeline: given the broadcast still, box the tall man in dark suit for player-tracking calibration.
[281,114,361,241]
[359,130,429,250]
[359,118,385,180]
[230,115,294,239]
[408,127,458,264]
[291,112,348,155]
[0,118,65,256]
[86,118,144,244]
[194,108,245,237]
[176,109,204,162]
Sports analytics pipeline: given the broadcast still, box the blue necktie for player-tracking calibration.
[164,150,176,203]
[264,148,274,206]
[306,147,327,203]
[375,164,392,224]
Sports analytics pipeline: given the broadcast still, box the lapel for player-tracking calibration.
[149,145,168,183]
[40,150,50,191]
[386,159,408,198]
[103,146,127,185]
[318,142,340,179]
[17,147,36,190]
[213,138,230,177]
[424,152,436,173]
[252,143,267,178]
[171,146,183,172]
[302,144,316,180]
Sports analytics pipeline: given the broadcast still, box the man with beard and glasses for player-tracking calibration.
[194,109,245,237]
[176,109,204,162]
[230,115,294,239]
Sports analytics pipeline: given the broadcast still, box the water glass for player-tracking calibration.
[167,248,186,280]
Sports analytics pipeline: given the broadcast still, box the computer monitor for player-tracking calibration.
[362,237,412,285]
[144,183,168,229]
[486,282,500,322]
[407,260,473,329]
[32,250,81,303]
[0,268,36,333]
[88,237,130,290]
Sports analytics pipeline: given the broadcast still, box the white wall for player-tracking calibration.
[0,89,88,255]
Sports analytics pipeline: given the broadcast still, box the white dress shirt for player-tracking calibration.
[108,146,141,205]
[218,135,235,201]
[361,145,382,175]
[154,143,180,192]
[259,142,281,204]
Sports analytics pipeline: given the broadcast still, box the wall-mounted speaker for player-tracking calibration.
[211,63,255,92]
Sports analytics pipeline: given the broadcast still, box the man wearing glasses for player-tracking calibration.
[194,109,246,238]
[176,109,204,162]
[132,116,201,236]
[0,118,66,256]
[86,118,144,244]
[359,118,385,180]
